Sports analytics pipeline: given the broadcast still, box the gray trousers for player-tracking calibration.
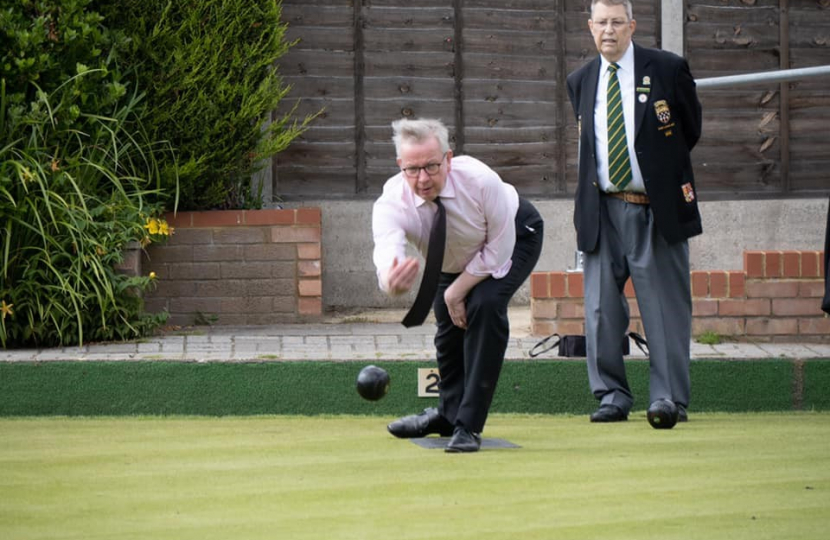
[583,196,691,413]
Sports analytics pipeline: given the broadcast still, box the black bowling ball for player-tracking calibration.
[355,365,390,401]
[647,399,679,429]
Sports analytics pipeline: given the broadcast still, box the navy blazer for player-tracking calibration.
[567,43,703,252]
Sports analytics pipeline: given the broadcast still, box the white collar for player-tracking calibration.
[601,43,634,75]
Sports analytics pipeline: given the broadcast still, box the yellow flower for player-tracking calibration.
[144,218,160,235]
[1,300,13,320]
[149,272,157,279]
[158,220,170,236]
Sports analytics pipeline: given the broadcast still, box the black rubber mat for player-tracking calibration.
[409,437,521,450]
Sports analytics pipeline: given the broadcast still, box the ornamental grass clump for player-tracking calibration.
[0,75,172,348]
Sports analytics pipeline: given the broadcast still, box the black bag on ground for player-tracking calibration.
[529,332,648,358]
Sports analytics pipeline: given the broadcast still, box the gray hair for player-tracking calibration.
[591,0,633,21]
[391,118,451,158]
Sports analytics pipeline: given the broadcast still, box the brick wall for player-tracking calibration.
[530,250,828,343]
[141,208,322,326]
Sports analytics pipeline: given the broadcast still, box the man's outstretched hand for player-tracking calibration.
[387,256,420,296]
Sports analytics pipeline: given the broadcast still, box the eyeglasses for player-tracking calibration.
[592,18,629,31]
[401,153,446,178]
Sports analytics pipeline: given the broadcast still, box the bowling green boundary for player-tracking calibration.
[2,310,829,416]
[1,358,828,416]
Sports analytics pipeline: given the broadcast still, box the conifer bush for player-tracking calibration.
[96,0,313,210]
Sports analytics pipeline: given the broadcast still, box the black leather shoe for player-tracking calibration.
[677,405,688,422]
[387,408,454,438]
[445,426,482,453]
[590,404,628,423]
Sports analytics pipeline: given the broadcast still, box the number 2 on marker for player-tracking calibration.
[417,368,440,397]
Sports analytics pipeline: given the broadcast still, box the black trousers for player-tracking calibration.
[431,198,544,433]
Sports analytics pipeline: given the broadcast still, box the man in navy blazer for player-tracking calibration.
[566,0,703,424]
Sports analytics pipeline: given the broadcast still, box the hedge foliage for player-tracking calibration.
[1,0,308,347]
[1,0,172,347]
[95,0,313,210]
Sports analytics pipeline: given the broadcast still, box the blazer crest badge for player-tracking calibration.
[682,183,695,203]
[653,100,671,124]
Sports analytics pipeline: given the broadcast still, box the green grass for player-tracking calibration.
[696,331,724,345]
[1,413,829,539]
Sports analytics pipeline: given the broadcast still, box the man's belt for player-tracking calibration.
[604,191,650,205]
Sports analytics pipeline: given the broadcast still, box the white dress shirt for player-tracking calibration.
[372,155,519,293]
[593,44,646,193]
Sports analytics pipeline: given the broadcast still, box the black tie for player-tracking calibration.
[402,198,446,328]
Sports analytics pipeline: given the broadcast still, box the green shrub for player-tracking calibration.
[696,331,725,345]
[0,1,174,347]
[96,0,314,210]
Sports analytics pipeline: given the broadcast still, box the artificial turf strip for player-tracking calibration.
[0,413,828,540]
[0,359,827,416]
[803,359,830,407]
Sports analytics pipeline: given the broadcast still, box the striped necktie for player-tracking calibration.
[607,63,632,190]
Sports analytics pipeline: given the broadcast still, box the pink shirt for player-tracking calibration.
[372,155,519,293]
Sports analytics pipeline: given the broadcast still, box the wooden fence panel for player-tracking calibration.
[787,2,830,192]
[460,1,562,196]
[274,0,829,200]
[686,1,784,195]
[275,1,355,197]
[362,2,456,193]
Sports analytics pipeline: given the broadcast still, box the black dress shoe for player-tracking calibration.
[387,407,454,438]
[590,404,628,423]
[445,426,482,453]
[677,405,688,422]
